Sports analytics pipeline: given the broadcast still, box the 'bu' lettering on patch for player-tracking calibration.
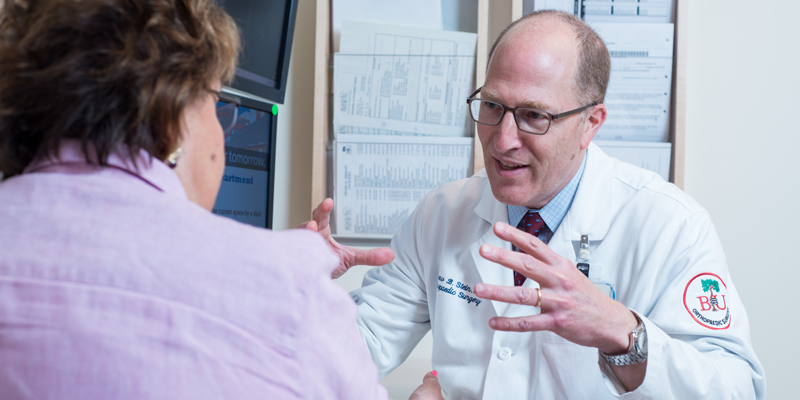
[683,273,731,330]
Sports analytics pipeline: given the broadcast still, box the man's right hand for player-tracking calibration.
[299,198,395,279]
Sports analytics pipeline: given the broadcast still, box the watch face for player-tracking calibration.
[636,330,648,355]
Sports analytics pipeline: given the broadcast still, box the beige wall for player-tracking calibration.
[275,0,798,397]
[685,0,800,397]
[270,0,317,231]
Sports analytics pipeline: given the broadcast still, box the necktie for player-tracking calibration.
[514,211,547,286]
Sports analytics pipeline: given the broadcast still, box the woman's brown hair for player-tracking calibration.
[0,0,240,177]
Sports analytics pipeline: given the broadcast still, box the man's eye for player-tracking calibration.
[485,102,499,109]
[525,110,542,119]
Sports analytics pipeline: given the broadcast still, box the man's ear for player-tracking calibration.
[579,104,607,150]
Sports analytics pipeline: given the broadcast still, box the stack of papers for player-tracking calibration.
[594,140,671,181]
[332,21,478,238]
[592,23,674,143]
[333,135,473,239]
[334,21,478,138]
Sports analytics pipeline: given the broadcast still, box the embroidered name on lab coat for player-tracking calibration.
[438,276,481,306]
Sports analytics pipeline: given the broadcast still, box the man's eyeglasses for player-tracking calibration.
[210,90,241,134]
[466,87,598,135]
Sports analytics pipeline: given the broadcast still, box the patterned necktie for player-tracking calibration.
[514,211,547,286]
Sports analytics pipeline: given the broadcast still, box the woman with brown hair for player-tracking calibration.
[0,0,395,398]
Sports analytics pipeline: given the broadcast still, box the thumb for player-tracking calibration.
[423,370,439,383]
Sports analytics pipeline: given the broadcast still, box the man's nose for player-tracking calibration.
[493,110,523,152]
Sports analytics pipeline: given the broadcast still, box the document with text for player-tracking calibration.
[331,0,443,52]
[591,23,674,142]
[334,21,478,138]
[583,0,674,24]
[523,0,579,15]
[333,134,473,239]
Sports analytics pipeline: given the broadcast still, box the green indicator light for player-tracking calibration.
[271,104,278,115]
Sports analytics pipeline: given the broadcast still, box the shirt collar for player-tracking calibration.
[24,139,187,199]
[507,149,587,231]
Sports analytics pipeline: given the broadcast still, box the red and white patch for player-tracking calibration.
[683,273,731,330]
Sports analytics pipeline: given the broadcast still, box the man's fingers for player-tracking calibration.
[474,283,547,307]
[493,222,561,265]
[478,244,558,287]
[353,247,395,267]
[488,315,554,332]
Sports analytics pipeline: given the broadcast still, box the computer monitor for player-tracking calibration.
[211,94,277,229]
[218,0,299,104]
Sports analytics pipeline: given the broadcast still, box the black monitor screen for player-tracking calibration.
[211,96,277,228]
[219,0,298,104]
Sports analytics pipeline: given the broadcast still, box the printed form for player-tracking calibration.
[331,0,443,52]
[592,23,674,142]
[334,21,478,138]
[523,0,579,15]
[334,134,473,239]
[583,0,674,24]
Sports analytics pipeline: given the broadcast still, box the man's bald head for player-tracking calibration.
[487,10,610,105]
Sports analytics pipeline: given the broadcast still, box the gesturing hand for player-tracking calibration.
[299,198,395,279]
[474,222,638,355]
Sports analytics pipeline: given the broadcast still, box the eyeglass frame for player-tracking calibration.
[209,90,242,134]
[465,87,598,135]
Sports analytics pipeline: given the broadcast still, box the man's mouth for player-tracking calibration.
[498,160,526,170]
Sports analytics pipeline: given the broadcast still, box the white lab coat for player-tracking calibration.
[351,143,765,399]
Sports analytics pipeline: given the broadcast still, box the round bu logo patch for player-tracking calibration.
[683,273,731,330]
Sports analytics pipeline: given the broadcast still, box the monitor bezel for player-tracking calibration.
[224,0,299,105]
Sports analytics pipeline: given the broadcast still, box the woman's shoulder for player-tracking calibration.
[177,204,339,278]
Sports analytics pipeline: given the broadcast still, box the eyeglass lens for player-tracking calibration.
[216,101,238,134]
[468,99,550,134]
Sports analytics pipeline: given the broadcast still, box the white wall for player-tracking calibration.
[275,1,798,397]
[685,1,800,397]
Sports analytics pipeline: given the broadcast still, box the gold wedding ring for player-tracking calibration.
[534,288,542,308]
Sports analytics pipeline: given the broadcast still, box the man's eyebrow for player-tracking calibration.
[480,88,556,114]
[518,99,556,114]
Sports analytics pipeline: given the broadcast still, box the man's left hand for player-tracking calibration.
[474,222,637,355]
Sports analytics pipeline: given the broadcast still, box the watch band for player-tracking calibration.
[601,311,648,366]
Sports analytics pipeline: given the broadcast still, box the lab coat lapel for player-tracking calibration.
[469,180,514,316]
[561,143,615,244]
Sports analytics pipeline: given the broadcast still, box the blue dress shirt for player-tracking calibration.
[507,151,587,244]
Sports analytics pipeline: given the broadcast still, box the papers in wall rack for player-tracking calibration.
[331,0,443,52]
[333,21,478,139]
[583,0,674,24]
[334,134,473,239]
[592,23,674,142]
[594,140,671,181]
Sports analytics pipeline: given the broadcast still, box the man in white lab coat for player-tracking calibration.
[305,10,765,400]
